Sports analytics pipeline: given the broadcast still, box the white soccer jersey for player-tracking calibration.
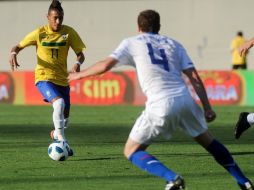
[110,33,194,102]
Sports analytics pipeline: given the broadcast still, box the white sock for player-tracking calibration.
[247,113,254,125]
[64,118,69,129]
[52,98,66,141]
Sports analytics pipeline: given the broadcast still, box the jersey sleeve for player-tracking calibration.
[69,28,86,54]
[109,39,134,67]
[19,29,38,48]
[178,43,194,70]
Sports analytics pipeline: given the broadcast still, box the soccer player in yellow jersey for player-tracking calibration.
[9,0,86,155]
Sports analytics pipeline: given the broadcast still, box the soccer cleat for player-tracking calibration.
[65,143,74,157]
[64,118,69,129]
[238,180,254,190]
[165,176,185,190]
[235,112,251,139]
[67,148,74,156]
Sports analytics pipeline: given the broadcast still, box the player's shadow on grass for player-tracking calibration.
[70,157,120,161]
[231,151,254,156]
[70,151,254,162]
[155,151,254,157]
[1,123,253,144]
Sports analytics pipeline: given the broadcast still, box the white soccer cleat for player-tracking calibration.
[64,118,69,129]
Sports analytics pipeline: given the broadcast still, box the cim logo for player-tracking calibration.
[83,79,121,98]
[70,72,132,105]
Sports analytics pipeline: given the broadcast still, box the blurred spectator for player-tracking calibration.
[231,31,247,69]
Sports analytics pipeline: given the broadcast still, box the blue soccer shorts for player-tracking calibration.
[36,81,70,110]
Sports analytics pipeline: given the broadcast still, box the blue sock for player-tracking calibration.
[206,139,248,185]
[129,151,177,181]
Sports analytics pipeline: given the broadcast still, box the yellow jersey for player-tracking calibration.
[231,36,246,65]
[19,25,86,86]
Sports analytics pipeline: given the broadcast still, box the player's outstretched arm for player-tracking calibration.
[183,67,216,122]
[238,38,254,56]
[68,57,118,82]
[9,45,23,71]
[71,52,85,73]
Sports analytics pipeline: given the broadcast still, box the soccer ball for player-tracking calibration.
[48,141,69,161]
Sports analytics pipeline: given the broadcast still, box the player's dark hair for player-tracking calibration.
[237,31,243,37]
[48,0,64,14]
[138,10,160,34]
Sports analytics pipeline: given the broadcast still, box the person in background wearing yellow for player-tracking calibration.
[231,31,247,69]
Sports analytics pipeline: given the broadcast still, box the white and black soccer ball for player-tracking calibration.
[48,141,69,161]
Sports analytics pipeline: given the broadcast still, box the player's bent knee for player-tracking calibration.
[124,138,149,159]
[53,98,65,110]
[123,147,131,159]
[123,144,139,159]
[52,98,65,119]
[124,144,146,159]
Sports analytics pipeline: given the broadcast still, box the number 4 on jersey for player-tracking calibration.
[147,43,169,72]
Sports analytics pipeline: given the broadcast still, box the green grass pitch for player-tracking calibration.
[0,105,253,190]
